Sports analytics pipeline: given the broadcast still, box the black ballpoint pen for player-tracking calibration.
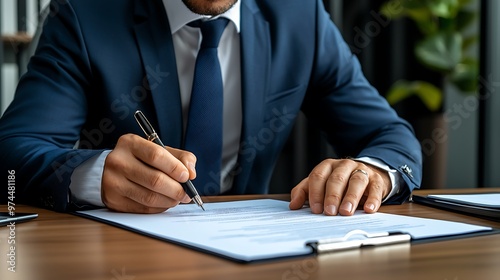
[134,110,205,211]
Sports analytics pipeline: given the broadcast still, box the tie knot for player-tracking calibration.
[190,18,229,49]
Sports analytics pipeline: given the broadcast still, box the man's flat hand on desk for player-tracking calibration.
[289,158,391,216]
[101,134,194,213]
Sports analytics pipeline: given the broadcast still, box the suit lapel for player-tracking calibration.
[132,0,183,148]
[233,0,271,193]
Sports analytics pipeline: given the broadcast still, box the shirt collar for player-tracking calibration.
[163,0,241,34]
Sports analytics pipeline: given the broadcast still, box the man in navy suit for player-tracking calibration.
[0,0,422,214]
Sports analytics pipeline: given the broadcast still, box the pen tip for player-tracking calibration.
[201,204,205,211]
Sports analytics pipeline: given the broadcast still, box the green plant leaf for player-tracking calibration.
[450,58,479,92]
[386,80,443,111]
[406,7,432,22]
[385,80,415,106]
[415,32,463,72]
[415,20,439,36]
[428,0,460,18]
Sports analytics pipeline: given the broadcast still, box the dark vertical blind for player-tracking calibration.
[479,0,500,188]
[478,0,489,188]
[0,2,3,113]
[17,0,27,32]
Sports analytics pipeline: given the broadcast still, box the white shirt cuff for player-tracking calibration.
[69,150,111,207]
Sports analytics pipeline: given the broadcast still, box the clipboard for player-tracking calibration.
[412,193,500,222]
[75,199,495,263]
[306,230,411,253]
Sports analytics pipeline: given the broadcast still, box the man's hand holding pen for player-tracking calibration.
[101,134,196,213]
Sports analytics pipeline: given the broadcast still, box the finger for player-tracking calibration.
[121,179,183,209]
[125,159,190,203]
[289,178,309,210]
[307,160,337,214]
[167,146,197,180]
[363,176,386,214]
[323,159,356,216]
[126,134,190,183]
[338,168,370,216]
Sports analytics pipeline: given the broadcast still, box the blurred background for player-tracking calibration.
[1,0,499,192]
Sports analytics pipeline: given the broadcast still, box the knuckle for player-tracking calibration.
[105,152,122,168]
[183,151,197,162]
[141,192,160,207]
[344,192,360,201]
[119,133,136,145]
[309,192,324,203]
[168,162,182,176]
[148,172,165,191]
[339,158,353,165]
[330,173,348,184]
[147,148,164,164]
[352,174,369,184]
[326,193,343,203]
[322,158,336,165]
[309,170,329,182]
[371,183,383,192]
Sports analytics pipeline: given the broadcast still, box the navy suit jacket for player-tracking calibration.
[0,0,422,211]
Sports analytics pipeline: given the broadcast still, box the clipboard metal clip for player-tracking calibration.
[306,230,411,254]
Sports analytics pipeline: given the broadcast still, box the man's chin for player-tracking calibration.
[182,0,238,16]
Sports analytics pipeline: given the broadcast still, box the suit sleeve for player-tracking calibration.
[302,0,423,203]
[0,1,101,211]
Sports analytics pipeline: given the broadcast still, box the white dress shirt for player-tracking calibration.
[164,0,242,194]
[69,0,400,207]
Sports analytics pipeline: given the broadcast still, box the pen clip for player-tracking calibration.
[306,230,411,254]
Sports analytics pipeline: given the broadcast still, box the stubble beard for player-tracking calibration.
[182,0,238,16]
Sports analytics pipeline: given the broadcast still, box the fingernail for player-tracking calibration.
[313,203,323,213]
[179,171,189,182]
[340,202,353,213]
[366,203,375,211]
[325,205,337,215]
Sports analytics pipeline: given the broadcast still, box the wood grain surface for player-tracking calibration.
[1,189,499,280]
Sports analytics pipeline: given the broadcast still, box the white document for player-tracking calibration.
[428,194,500,208]
[77,199,492,262]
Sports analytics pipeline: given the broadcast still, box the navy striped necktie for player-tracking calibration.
[184,18,229,195]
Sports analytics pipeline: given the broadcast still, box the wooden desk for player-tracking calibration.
[1,189,499,280]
